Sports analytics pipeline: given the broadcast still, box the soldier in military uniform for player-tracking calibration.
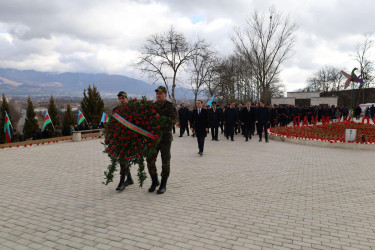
[146,86,178,194]
[113,91,134,191]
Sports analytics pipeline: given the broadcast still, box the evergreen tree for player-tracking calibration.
[62,103,74,136]
[0,93,11,143]
[23,97,39,140]
[81,85,104,126]
[46,95,61,137]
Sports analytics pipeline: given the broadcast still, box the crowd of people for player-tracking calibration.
[178,102,375,143]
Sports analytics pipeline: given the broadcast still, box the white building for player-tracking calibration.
[272,92,338,106]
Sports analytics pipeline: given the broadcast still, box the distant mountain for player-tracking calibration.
[0,68,195,99]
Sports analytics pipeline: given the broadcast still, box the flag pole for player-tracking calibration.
[47,111,56,131]
[50,120,56,131]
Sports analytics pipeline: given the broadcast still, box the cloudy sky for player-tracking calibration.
[0,0,374,91]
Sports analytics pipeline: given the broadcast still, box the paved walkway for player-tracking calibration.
[1,132,375,250]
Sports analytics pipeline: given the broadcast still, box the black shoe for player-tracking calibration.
[157,177,168,194]
[179,135,183,137]
[246,138,248,141]
[148,174,160,192]
[116,174,126,191]
[259,138,262,142]
[215,139,219,141]
[211,138,215,141]
[231,139,234,141]
[265,139,269,143]
[227,136,229,140]
[124,172,134,186]
[198,152,203,156]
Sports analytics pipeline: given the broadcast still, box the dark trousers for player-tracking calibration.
[146,141,172,178]
[179,123,189,136]
[197,137,205,153]
[243,125,252,140]
[211,126,218,140]
[250,123,255,135]
[257,123,268,140]
[226,124,235,140]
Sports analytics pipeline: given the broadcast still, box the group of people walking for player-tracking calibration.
[112,89,366,195]
[183,100,271,156]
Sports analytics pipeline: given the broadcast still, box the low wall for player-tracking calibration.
[0,132,101,148]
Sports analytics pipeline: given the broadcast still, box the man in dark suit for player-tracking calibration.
[255,100,270,142]
[191,100,209,155]
[178,103,190,137]
[208,102,221,141]
[224,102,238,141]
[240,102,255,141]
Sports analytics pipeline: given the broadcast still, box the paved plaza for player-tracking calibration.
[1,133,375,250]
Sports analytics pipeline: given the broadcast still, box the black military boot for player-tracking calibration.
[116,174,126,191]
[157,177,168,194]
[148,174,160,192]
[125,172,134,186]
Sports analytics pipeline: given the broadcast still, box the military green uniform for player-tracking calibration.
[146,100,178,178]
[112,105,130,176]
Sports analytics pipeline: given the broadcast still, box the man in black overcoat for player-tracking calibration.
[178,103,190,137]
[255,100,270,142]
[224,102,238,141]
[240,102,255,141]
[208,102,221,141]
[191,100,209,155]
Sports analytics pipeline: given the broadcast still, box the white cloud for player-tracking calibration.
[0,0,374,92]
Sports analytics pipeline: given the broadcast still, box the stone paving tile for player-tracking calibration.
[1,132,375,249]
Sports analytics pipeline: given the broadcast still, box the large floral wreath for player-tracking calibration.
[102,97,167,187]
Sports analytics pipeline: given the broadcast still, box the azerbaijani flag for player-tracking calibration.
[207,95,215,107]
[77,110,86,125]
[113,113,157,140]
[42,111,52,132]
[100,112,109,123]
[4,111,11,143]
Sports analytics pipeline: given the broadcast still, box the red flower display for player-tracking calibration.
[102,97,167,187]
[270,121,375,143]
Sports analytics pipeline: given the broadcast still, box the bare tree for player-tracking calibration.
[305,66,345,92]
[189,42,217,106]
[354,34,374,105]
[232,7,297,103]
[136,26,205,106]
